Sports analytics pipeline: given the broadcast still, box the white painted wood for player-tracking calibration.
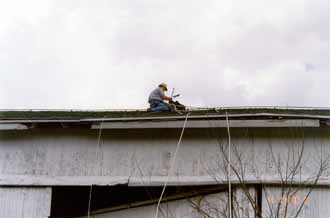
[263,187,330,218]
[83,113,330,122]
[0,128,329,186]
[0,187,51,218]
[234,187,256,218]
[1,112,329,124]
[0,175,128,186]
[0,120,80,124]
[91,119,320,129]
[1,175,330,186]
[0,124,28,130]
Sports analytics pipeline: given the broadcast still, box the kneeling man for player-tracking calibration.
[148,83,173,112]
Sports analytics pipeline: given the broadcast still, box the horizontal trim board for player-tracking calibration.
[1,113,330,124]
[91,119,320,129]
[0,175,128,186]
[84,113,330,122]
[129,175,330,186]
[1,175,329,186]
[0,123,29,130]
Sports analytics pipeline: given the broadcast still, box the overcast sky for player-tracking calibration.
[1,0,329,109]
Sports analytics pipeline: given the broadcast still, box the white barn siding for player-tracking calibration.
[262,187,330,218]
[234,187,256,218]
[0,187,51,218]
[0,128,329,186]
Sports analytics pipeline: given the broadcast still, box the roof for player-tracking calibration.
[1,107,330,129]
[1,107,330,121]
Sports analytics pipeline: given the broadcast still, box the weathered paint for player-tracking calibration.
[0,187,51,218]
[91,119,320,129]
[0,128,329,186]
[234,187,256,218]
[263,187,330,218]
[0,124,29,130]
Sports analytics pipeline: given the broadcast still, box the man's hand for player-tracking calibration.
[161,95,172,101]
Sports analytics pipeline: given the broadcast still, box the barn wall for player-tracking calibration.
[0,187,51,218]
[0,128,329,185]
[262,186,330,218]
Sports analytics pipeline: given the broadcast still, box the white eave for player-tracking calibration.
[0,112,328,130]
[1,112,330,123]
[0,123,29,130]
[91,119,320,129]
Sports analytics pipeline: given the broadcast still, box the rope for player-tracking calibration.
[87,117,105,218]
[154,112,190,218]
[87,185,93,218]
[225,112,232,218]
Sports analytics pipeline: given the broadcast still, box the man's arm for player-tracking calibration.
[159,89,172,101]
[161,95,172,101]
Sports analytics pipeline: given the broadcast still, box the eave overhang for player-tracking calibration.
[1,107,330,130]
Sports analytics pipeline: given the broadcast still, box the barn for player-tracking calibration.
[1,108,330,218]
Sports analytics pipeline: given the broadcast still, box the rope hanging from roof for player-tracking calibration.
[87,116,105,218]
[154,112,190,218]
[226,112,232,218]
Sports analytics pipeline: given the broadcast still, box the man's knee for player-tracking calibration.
[150,102,171,112]
[160,103,171,111]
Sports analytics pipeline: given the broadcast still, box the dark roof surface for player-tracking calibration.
[1,107,330,121]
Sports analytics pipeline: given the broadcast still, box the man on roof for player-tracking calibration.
[148,83,173,112]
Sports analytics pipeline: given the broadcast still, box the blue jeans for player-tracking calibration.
[150,101,171,112]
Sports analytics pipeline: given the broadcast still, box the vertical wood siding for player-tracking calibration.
[0,187,51,218]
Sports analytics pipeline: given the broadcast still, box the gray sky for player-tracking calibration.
[1,0,330,109]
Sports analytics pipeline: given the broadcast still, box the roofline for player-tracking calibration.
[2,106,330,112]
[1,112,330,124]
[91,119,320,129]
[83,113,330,122]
